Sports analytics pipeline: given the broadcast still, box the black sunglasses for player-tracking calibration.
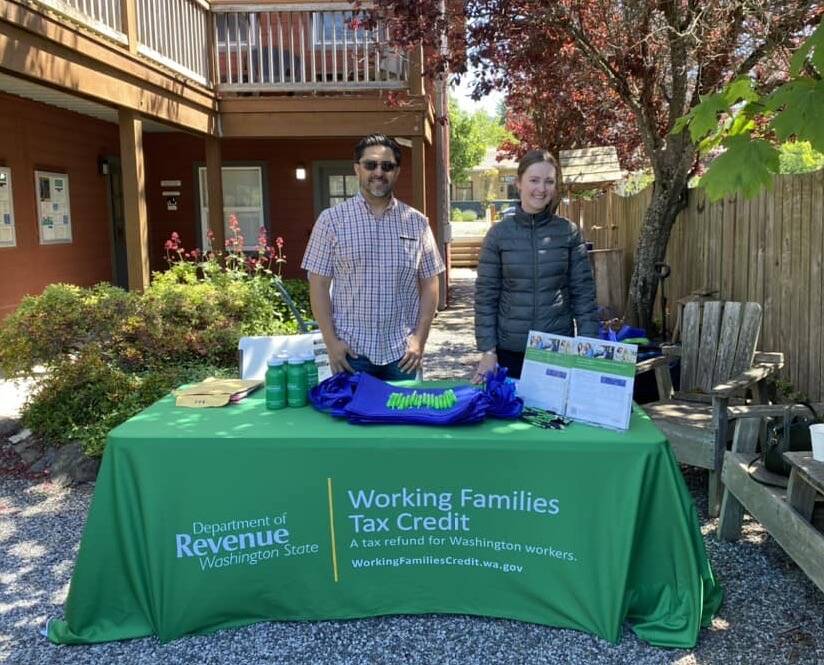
[358,160,398,172]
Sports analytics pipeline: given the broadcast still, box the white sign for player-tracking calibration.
[0,167,16,248]
[517,331,575,414]
[35,170,72,245]
[566,336,638,431]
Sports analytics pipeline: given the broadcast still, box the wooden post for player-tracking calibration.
[408,44,424,97]
[120,0,138,54]
[205,136,225,252]
[412,136,426,216]
[118,108,149,291]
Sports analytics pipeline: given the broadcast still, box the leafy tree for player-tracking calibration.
[675,23,823,199]
[372,0,819,329]
[780,141,824,174]
[449,95,511,184]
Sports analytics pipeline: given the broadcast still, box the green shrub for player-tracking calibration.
[0,225,311,457]
[461,209,479,221]
[21,345,235,456]
[450,207,464,221]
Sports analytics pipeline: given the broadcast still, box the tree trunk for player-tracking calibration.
[625,139,694,332]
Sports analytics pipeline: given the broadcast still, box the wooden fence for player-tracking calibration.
[558,169,824,401]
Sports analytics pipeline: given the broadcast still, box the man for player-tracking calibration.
[301,134,444,380]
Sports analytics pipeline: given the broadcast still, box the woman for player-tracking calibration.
[473,149,599,382]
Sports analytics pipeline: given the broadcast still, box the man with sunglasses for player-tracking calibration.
[302,134,444,380]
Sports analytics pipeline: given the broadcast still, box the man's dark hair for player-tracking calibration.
[354,134,402,166]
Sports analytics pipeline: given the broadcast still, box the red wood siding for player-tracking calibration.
[0,93,119,319]
[144,135,440,279]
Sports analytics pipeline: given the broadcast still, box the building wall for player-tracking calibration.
[144,135,442,279]
[0,93,120,319]
[0,92,443,318]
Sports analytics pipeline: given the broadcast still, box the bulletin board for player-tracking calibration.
[35,170,72,244]
[0,167,15,248]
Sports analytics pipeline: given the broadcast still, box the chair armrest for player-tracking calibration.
[635,355,668,375]
[727,402,824,419]
[711,363,780,399]
[753,351,784,368]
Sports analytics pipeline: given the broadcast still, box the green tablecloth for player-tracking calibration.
[48,384,722,647]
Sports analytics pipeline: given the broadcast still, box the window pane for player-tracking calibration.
[329,196,345,207]
[329,175,345,196]
[223,169,262,207]
[345,175,359,196]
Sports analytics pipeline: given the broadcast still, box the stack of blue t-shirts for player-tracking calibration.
[309,368,523,425]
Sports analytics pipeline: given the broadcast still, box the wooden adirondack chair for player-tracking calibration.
[637,301,784,516]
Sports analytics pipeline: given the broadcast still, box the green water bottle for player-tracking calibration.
[303,352,319,397]
[287,357,308,407]
[265,356,286,410]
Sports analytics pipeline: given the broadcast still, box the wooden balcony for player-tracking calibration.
[212,4,410,93]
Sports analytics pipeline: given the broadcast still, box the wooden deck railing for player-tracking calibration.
[211,4,409,92]
[136,0,211,85]
[33,0,127,44]
[28,1,413,92]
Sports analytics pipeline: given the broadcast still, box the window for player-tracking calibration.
[198,166,265,251]
[503,175,518,200]
[0,167,16,248]
[215,13,256,48]
[313,11,367,46]
[453,182,473,202]
[327,174,359,208]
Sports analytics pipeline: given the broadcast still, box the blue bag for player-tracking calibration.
[309,368,523,426]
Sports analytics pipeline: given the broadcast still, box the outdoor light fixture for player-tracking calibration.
[295,164,307,180]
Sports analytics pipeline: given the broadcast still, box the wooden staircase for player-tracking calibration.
[450,238,483,268]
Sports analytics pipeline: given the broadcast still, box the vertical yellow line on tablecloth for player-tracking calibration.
[327,477,340,582]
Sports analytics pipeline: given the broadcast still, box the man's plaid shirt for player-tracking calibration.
[301,192,445,365]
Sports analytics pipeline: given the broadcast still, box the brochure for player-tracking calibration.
[516,331,575,414]
[566,336,638,430]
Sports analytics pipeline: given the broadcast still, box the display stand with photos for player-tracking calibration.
[35,170,72,244]
[0,167,15,247]
[517,331,638,430]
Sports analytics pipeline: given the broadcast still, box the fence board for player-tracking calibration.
[551,171,824,400]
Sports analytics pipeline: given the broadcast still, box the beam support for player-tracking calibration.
[205,136,225,252]
[412,136,426,216]
[118,108,150,292]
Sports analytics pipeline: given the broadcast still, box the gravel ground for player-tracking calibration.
[1,268,823,664]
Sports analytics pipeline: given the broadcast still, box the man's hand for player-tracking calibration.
[472,351,498,384]
[327,337,356,374]
[398,334,424,374]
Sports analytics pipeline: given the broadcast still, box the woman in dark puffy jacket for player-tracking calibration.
[472,149,599,382]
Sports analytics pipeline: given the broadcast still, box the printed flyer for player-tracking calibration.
[517,330,575,414]
[566,336,638,430]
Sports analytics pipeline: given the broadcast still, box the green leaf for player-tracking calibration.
[767,79,824,153]
[723,77,759,106]
[700,136,780,202]
[677,92,729,142]
[790,23,824,76]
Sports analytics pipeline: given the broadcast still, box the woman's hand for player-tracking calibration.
[472,350,498,384]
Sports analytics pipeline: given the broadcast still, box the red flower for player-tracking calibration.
[275,236,285,249]
[228,214,240,231]
[171,232,180,241]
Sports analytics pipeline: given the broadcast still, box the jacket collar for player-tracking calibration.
[510,203,552,227]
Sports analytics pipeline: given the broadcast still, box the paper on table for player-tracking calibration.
[517,331,575,414]
[566,337,638,431]
[174,378,263,408]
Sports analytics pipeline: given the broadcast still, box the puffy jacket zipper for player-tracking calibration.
[531,214,537,326]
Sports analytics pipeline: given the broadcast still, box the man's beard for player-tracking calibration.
[366,178,392,198]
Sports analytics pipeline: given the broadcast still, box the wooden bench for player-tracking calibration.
[718,405,824,594]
